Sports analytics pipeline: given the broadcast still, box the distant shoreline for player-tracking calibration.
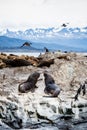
[0,52,44,57]
[0,51,87,57]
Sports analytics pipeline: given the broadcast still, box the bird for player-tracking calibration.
[61,23,69,27]
[44,47,49,52]
[20,42,32,48]
[74,81,87,101]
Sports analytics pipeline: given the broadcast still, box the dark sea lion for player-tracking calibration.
[18,72,40,93]
[44,72,61,97]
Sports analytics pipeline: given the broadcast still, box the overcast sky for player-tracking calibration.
[0,0,87,30]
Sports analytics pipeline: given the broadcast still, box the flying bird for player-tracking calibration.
[20,42,32,48]
[61,23,69,27]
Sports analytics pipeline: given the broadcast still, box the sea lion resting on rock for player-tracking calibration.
[18,72,40,93]
[44,72,61,97]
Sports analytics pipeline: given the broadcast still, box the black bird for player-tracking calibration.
[62,23,69,27]
[20,42,32,48]
[44,47,49,52]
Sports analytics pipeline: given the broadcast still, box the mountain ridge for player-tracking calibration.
[0,26,87,52]
[0,26,87,41]
[0,35,87,52]
[0,36,27,47]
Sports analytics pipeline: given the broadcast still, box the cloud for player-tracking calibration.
[0,0,87,30]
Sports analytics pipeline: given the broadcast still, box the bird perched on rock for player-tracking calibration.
[44,47,49,52]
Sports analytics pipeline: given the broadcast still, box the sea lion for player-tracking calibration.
[44,72,61,97]
[18,71,40,93]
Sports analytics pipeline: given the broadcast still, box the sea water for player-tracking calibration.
[3,52,43,57]
[0,47,45,57]
[0,46,87,57]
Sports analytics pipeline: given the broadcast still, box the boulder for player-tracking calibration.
[0,52,87,129]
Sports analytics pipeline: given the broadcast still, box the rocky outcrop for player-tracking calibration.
[0,53,39,67]
[0,52,87,129]
[0,100,22,129]
[0,53,54,68]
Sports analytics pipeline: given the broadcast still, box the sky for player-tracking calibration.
[0,0,87,30]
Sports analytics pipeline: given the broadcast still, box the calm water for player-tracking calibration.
[0,47,44,57]
[0,45,87,57]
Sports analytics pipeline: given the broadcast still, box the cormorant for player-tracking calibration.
[44,47,49,52]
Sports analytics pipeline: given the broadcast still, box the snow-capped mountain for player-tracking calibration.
[0,26,87,41]
[0,26,87,52]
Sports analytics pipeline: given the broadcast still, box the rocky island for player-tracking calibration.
[0,51,87,130]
